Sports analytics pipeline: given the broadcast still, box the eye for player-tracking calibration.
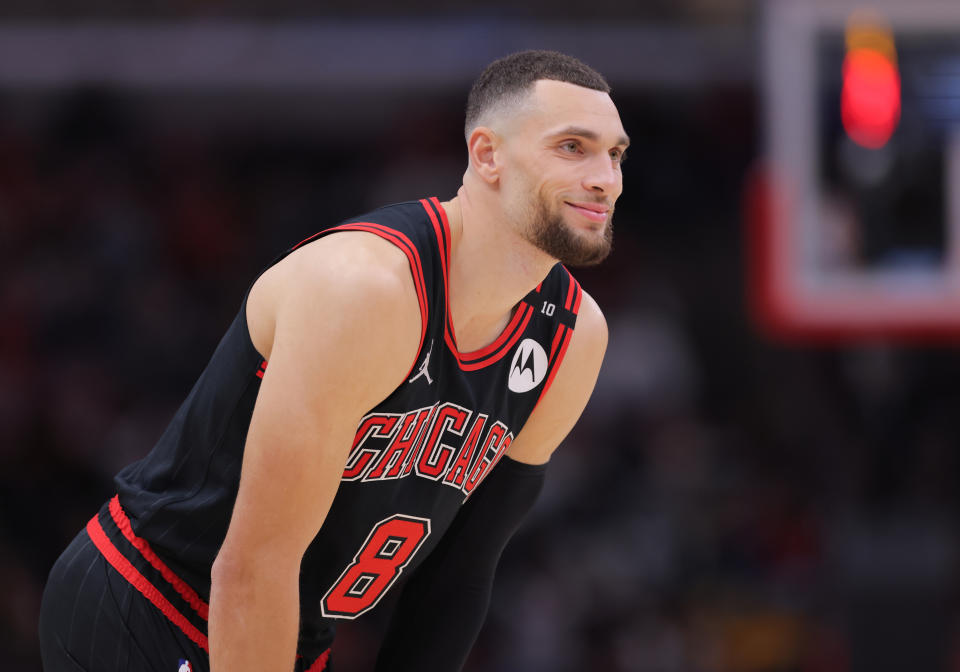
[611,148,627,164]
[559,141,581,154]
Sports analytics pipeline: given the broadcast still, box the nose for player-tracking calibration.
[582,154,621,197]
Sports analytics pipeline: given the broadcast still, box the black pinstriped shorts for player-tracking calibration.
[40,507,332,672]
[39,527,209,672]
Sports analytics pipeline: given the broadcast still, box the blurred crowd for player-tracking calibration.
[2,80,960,672]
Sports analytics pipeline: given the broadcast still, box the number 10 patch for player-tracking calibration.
[321,514,431,619]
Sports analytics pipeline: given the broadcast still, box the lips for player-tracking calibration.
[565,201,609,223]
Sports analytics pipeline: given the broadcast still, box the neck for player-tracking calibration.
[440,186,556,353]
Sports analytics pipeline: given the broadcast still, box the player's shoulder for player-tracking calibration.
[255,225,417,332]
[288,227,411,288]
[564,288,607,375]
[248,228,420,357]
[574,289,607,344]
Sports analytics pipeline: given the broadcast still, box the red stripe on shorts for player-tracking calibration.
[305,649,331,672]
[108,495,210,620]
[86,515,209,652]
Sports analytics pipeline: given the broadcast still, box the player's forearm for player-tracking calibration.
[376,570,492,672]
[377,458,547,671]
[208,553,301,672]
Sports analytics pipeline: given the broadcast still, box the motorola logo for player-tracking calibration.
[508,339,548,393]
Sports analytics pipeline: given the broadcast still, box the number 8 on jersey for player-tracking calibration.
[321,514,432,619]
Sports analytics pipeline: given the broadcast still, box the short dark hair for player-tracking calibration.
[464,50,611,138]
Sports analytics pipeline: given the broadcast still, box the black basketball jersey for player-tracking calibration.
[89,198,582,669]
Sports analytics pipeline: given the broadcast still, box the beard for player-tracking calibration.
[523,194,613,267]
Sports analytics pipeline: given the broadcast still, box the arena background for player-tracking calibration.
[2,1,960,671]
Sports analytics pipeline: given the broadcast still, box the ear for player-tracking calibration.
[467,126,500,185]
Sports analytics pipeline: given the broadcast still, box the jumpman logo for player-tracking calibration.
[407,339,434,385]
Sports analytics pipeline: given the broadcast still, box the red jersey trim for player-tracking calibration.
[533,268,582,410]
[533,325,574,412]
[421,198,449,288]
[108,496,210,620]
[564,277,576,310]
[548,323,566,361]
[420,198,456,348]
[421,197,538,371]
[420,199,463,367]
[86,514,210,652]
[562,266,582,314]
[429,196,452,263]
[458,304,536,371]
[460,303,531,362]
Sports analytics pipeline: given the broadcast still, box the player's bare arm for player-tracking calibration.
[208,232,421,672]
[505,289,608,465]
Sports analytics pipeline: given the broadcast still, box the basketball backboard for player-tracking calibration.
[751,0,960,342]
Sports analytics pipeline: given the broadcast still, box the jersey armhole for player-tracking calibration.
[240,223,430,384]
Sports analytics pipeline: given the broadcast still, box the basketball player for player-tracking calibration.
[39,50,628,672]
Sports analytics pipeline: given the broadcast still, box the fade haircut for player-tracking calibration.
[464,50,611,139]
